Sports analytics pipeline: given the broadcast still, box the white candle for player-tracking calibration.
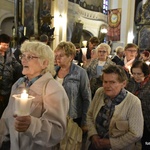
[82,40,87,47]
[24,27,26,36]
[12,28,15,36]
[13,90,33,116]
[145,61,150,65]
[17,90,29,116]
[81,47,87,56]
[143,0,147,5]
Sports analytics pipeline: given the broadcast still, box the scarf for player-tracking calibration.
[134,75,150,96]
[124,57,135,73]
[24,75,42,88]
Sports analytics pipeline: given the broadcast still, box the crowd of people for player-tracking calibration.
[0,33,150,150]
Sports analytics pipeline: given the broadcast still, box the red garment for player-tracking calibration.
[134,75,150,96]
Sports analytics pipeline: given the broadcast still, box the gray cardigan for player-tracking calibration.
[86,57,115,79]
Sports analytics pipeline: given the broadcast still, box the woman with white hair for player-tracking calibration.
[0,41,69,150]
[86,43,115,80]
[86,43,115,97]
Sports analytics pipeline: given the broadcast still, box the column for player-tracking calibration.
[14,0,19,39]
[121,0,135,44]
[34,0,39,35]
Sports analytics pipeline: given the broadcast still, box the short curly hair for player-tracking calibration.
[102,64,128,83]
[54,41,76,57]
[96,43,111,54]
[20,41,55,76]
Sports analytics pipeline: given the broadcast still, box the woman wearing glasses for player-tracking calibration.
[126,60,150,150]
[54,41,91,131]
[117,43,139,78]
[86,43,114,80]
[0,41,69,150]
[86,43,115,97]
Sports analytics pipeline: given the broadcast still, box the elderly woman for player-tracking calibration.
[54,41,91,131]
[0,41,69,150]
[126,60,150,150]
[86,65,143,150]
[86,43,115,80]
[86,43,115,79]
[85,43,115,97]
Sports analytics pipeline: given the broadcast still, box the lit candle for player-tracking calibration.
[17,90,29,116]
[81,47,87,56]
[21,90,28,101]
[24,27,26,36]
[82,40,87,47]
[13,90,34,116]
[12,28,15,36]
[146,61,150,65]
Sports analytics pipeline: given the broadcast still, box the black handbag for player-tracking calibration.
[0,141,10,150]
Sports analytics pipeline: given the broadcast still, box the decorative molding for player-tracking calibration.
[68,2,107,22]
[78,6,107,22]
[7,0,14,3]
[68,0,103,13]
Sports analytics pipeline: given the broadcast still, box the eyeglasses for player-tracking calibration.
[55,54,66,59]
[19,54,39,61]
[98,50,107,53]
[132,72,144,76]
[126,50,137,53]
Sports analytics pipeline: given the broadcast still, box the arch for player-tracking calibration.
[1,17,14,36]
[0,11,14,35]
[81,29,93,41]
[0,12,14,25]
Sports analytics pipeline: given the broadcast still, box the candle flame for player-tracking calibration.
[21,90,28,100]
[82,40,87,47]
[23,90,27,94]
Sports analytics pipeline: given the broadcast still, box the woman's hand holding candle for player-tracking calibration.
[14,115,31,132]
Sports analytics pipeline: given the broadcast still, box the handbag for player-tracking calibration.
[42,79,83,150]
[0,135,10,150]
[59,116,83,150]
